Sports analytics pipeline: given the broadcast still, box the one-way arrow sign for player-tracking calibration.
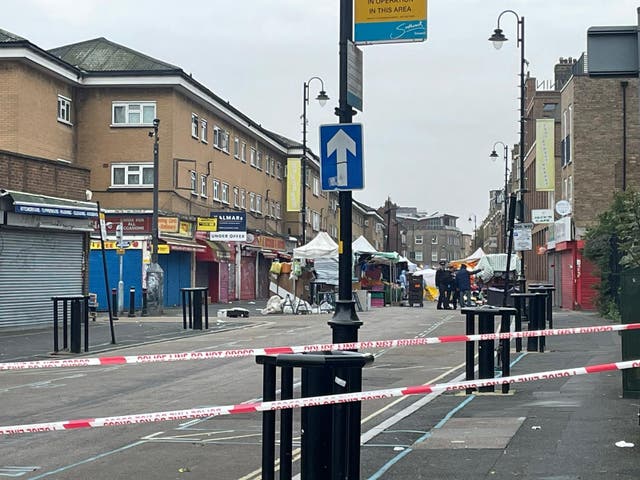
[319,123,364,191]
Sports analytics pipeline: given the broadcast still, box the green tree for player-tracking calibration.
[583,190,640,319]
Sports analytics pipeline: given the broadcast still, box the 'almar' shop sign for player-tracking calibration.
[207,212,247,241]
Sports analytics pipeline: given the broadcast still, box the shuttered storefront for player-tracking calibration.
[0,229,84,328]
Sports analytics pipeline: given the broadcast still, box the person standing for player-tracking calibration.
[455,263,482,307]
[435,260,451,310]
[447,265,459,309]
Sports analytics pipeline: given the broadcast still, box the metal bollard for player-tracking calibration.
[128,287,136,317]
[111,288,119,320]
[141,288,148,317]
[70,298,81,354]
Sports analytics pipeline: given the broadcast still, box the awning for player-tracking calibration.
[160,235,206,253]
[0,189,98,219]
[196,239,234,262]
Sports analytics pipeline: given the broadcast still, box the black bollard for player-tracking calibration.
[141,288,148,317]
[70,298,81,354]
[111,288,119,320]
[128,287,136,317]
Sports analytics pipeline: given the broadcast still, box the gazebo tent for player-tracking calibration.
[293,231,338,259]
[352,235,377,255]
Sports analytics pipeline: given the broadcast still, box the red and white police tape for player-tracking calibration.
[1,321,639,372]
[1,358,639,436]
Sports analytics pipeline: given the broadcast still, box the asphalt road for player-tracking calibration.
[0,306,467,479]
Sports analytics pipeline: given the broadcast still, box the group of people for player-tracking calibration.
[435,260,481,310]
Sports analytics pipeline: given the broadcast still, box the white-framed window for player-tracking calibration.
[233,187,240,208]
[213,126,220,148]
[191,113,199,138]
[221,131,229,153]
[275,202,281,219]
[221,183,229,204]
[200,174,207,197]
[241,142,247,163]
[111,163,154,187]
[568,175,573,204]
[562,177,568,200]
[112,101,156,126]
[256,151,263,170]
[250,148,256,167]
[265,155,271,175]
[312,176,319,196]
[190,170,197,195]
[431,235,438,244]
[234,137,240,158]
[249,192,256,211]
[415,235,423,245]
[312,211,321,231]
[305,169,310,187]
[201,119,208,143]
[431,252,438,262]
[276,162,282,179]
[415,251,423,262]
[256,195,262,213]
[57,95,72,124]
[213,179,220,201]
[240,189,246,209]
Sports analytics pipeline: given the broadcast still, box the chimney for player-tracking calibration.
[554,56,574,90]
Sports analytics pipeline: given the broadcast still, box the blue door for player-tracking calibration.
[89,249,143,311]
[159,251,191,307]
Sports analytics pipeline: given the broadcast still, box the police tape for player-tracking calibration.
[2,322,639,372]
[1,358,639,436]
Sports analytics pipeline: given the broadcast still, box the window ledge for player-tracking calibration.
[57,119,73,127]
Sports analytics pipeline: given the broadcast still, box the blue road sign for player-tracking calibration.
[319,123,364,191]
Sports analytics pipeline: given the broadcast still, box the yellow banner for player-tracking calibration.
[535,118,555,191]
[287,158,302,212]
[355,0,427,23]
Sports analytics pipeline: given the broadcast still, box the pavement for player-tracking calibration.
[1,302,639,479]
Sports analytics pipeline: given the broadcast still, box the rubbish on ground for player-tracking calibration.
[615,440,634,448]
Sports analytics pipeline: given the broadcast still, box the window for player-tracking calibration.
[191,114,199,138]
[542,103,557,112]
[57,95,71,124]
[312,211,321,231]
[276,162,282,179]
[249,192,256,211]
[213,126,220,148]
[213,179,220,201]
[200,175,207,197]
[415,251,423,262]
[568,175,573,204]
[562,177,568,200]
[265,155,271,175]
[275,202,281,219]
[305,169,310,187]
[431,252,438,262]
[241,143,247,162]
[240,189,246,209]
[313,176,319,196]
[431,235,438,244]
[190,170,197,195]
[233,187,240,208]
[256,151,263,170]
[111,163,154,187]
[256,195,262,214]
[201,119,208,143]
[562,104,573,166]
[221,183,229,204]
[250,148,256,167]
[415,235,423,245]
[112,102,156,126]
[234,137,240,158]
[221,131,229,153]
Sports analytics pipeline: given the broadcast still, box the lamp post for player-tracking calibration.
[468,214,477,250]
[147,118,164,314]
[301,77,329,245]
[490,141,509,249]
[489,9,527,286]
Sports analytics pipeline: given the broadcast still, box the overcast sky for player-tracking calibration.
[3,1,638,233]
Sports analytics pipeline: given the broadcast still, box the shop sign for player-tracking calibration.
[159,217,179,233]
[531,209,554,224]
[513,223,533,251]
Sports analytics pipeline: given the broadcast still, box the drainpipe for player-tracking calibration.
[621,80,628,191]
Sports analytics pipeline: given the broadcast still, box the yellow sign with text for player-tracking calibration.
[287,158,302,212]
[197,217,218,232]
[355,0,427,23]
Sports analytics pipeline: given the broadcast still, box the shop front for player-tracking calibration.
[195,231,234,304]
[0,190,97,328]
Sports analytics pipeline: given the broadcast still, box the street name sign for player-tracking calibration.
[319,123,364,191]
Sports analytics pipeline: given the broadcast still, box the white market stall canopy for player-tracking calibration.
[293,231,338,259]
[352,235,377,255]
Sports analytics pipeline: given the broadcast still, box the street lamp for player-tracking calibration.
[301,77,329,244]
[468,214,477,250]
[490,141,509,248]
[147,118,164,314]
[489,9,527,286]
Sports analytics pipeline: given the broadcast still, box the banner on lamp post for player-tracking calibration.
[286,158,301,212]
[535,118,555,191]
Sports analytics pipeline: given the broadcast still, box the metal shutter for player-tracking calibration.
[0,229,84,328]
